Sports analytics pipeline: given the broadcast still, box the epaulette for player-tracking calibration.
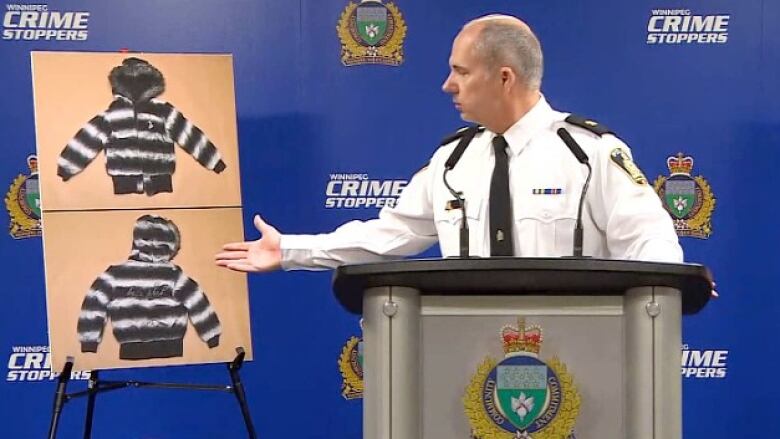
[439,125,485,146]
[564,115,614,137]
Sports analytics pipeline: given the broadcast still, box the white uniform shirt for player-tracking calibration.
[281,96,682,270]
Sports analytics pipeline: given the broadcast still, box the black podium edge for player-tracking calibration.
[332,257,712,316]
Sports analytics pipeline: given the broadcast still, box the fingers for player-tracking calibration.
[215,250,248,261]
[253,214,280,241]
[215,259,232,267]
[226,262,261,273]
[254,214,268,233]
[222,242,251,251]
[215,254,253,270]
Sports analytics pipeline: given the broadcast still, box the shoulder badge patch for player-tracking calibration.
[653,152,715,239]
[337,0,407,67]
[564,115,613,137]
[338,335,364,399]
[5,155,41,239]
[610,148,647,185]
[464,318,580,439]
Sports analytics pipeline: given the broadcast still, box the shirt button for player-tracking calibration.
[542,210,552,219]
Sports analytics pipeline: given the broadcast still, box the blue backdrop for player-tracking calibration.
[1,0,776,437]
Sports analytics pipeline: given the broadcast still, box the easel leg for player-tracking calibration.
[47,358,74,439]
[228,347,257,439]
[82,370,99,439]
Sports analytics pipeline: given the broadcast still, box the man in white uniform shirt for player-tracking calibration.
[215,15,682,273]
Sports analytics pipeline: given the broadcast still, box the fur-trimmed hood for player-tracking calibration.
[129,215,180,263]
[109,57,165,102]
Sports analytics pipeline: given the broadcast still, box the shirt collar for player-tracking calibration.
[493,94,555,156]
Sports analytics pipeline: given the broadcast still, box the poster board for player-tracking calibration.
[32,52,251,370]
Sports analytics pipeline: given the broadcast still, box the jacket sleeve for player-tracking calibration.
[280,162,440,270]
[76,270,114,353]
[163,103,226,173]
[589,136,683,262]
[173,269,221,348]
[57,114,110,181]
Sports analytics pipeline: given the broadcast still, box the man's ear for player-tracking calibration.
[500,67,517,90]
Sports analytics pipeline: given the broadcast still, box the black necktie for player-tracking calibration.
[490,135,514,256]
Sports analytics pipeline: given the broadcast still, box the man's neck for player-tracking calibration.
[489,91,541,134]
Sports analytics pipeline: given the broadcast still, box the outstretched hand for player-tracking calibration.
[215,214,282,273]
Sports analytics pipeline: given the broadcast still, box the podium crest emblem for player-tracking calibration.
[337,0,406,66]
[338,336,364,399]
[464,318,580,439]
[5,155,41,239]
[653,152,715,238]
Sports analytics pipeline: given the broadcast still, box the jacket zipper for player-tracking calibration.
[132,102,143,191]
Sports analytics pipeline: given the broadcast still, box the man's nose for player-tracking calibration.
[442,74,455,93]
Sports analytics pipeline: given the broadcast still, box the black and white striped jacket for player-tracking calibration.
[57,57,226,196]
[77,215,222,360]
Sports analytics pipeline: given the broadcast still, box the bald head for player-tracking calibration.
[466,14,531,31]
[462,14,544,91]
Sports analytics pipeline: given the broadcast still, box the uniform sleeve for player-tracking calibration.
[173,269,221,348]
[280,164,440,270]
[589,136,683,262]
[57,114,110,181]
[164,103,226,173]
[76,271,114,353]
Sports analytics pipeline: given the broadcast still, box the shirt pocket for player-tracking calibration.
[433,197,483,256]
[513,186,579,256]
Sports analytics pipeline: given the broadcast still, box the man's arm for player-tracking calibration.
[589,136,683,262]
[215,161,440,272]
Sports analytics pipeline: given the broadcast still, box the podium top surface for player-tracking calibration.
[332,257,712,315]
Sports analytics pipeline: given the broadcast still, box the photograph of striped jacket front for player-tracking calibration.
[57,57,226,196]
[76,215,222,360]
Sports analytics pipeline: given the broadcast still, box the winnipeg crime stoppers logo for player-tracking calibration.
[653,153,715,239]
[325,173,407,208]
[5,154,41,239]
[7,345,90,382]
[464,319,580,439]
[682,344,728,379]
[337,0,406,66]
[338,336,364,399]
[3,3,89,41]
[647,9,729,45]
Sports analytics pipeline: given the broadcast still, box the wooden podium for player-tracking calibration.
[332,257,712,439]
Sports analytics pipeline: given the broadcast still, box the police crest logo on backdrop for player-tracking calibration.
[464,319,580,439]
[653,153,715,238]
[5,154,41,239]
[337,0,406,66]
[338,335,364,399]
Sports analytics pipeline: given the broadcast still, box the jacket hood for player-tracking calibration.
[129,215,180,263]
[109,57,165,102]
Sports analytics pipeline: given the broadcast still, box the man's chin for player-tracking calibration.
[458,111,475,123]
